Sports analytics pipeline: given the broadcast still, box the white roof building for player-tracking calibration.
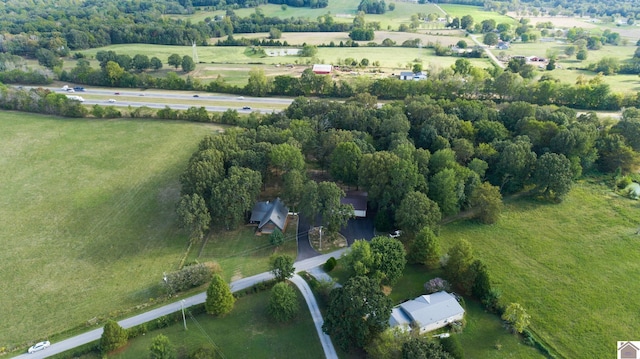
[389,291,465,334]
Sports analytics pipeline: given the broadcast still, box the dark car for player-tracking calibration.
[193,94,200,98]
[242,106,251,110]
[73,86,85,92]
[114,92,120,95]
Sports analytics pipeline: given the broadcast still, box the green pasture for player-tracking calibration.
[109,288,324,359]
[439,182,640,358]
[191,221,298,283]
[185,0,443,29]
[0,113,222,349]
[439,4,516,25]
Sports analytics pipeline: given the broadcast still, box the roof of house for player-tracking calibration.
[340,191,368,211]
[312,64,333,72]
[400,71,415,77]
[250,198,289,231]
[390,292,465,329]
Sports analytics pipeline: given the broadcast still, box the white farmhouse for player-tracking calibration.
[389,291,465,334]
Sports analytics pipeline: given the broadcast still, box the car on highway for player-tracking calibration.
[108,99,116,103]
[28,341,50,354]
[73,86,85,92]
[237,96,244,100]
[193,94,200,97]
[114,92,120,95]
[242,106,251,110]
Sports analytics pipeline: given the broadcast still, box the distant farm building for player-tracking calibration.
[399,71,427,81]
[249,198,289,234]
[312,64,333,74]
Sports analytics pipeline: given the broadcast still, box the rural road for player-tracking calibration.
[13,249,347,359]
[470,35,506,69]
[290,274,338,359]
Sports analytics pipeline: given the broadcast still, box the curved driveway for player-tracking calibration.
[290,274,338,359]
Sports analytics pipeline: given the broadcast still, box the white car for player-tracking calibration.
[28,341,50,354]
[107,99,116,103]
[389,230,402,238]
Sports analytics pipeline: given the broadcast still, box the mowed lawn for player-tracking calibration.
[439,4,516,24]
[108,289,324,359]
[0,113,220,348]
[439,182,640,358]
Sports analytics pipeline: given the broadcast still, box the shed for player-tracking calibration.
[340,191,368,218]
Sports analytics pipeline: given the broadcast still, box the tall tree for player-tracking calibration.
[408,227,441,269]
[429,168,462,217]
[370,236,406,285]
[359,151,419,212]
[168,54,182,69]
[502,303,531,333]
[205,274,235,316]
[395,191,441,234]
[149,334,175,359]
[299,180,319,224]
[176,193,211,243]
[181,55,196,72]
[100,320,128,354]
[268,282,300,322]
[532,152,573,201]
[245,68,272,97]
[269,143,305,175]
[342,239,374,277]
[468,182,503,224]
[323,276,393,351]
[402,337,453,359]
[209,166,262,230]
[445,239,474,289]
[330,141,362,186]
[270,254,295,282]
[318,181,354,233]
[282,169,305,211]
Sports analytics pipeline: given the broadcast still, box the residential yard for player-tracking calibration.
[190,220,298,283]
[439,181,640,358]
[325,263,543,358]
[0,113,221,349]
[102,288,324,359]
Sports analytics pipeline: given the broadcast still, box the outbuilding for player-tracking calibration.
[312,64,333,74]
[389,291,465,334]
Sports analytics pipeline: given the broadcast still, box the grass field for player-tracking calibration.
[0,113,222,349]
[439,181,640,358]
[439,4,516,25]
[106,288,324,359]
[494,41,640,93]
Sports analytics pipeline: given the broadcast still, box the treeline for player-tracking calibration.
[188,0,328,8]
[493,0,640,18]
[0,1,348,57]
[58,54,640,111]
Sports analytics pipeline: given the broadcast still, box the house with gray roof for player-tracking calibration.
[389,291,465,334]
[249,198,289,234]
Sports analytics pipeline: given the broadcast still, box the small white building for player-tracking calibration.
[312,64,333,74]
[389,291,465,334]
[399,71,427,81]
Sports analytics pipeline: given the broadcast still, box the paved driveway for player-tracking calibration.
[340,216,375,246]
[296,215,320,261]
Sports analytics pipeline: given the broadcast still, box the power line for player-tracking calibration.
[188,310,226,359]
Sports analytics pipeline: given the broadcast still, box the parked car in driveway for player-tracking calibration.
[28,341,50,354]
[389,230,402,238]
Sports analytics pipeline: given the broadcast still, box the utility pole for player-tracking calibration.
[319,226,323,251]
[181,300,187,330]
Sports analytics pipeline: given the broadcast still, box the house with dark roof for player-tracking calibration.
[340,191,368,218]
[389,291,465,334]
[249,198,289,234]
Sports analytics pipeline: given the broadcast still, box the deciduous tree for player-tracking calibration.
[168,54,181,69]
[330,141,362,186]
[149,334,175,359]
[409,227,441,269]
[270,254,295,282]
[395,191,441,234]
[176,193,211,242]
[532,152,573,201]
[468,182,503,224]
[323,276,393,351]
[502,302,531,333]
[370,236,406,285]
[268,282,299,322]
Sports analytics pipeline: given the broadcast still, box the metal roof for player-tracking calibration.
[249,198,289,231]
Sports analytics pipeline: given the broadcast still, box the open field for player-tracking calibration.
[440,4,516,24]
[439,181,640,358]
[184,0,443,30]
[0,113,222,349]
[494,42,640,93]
